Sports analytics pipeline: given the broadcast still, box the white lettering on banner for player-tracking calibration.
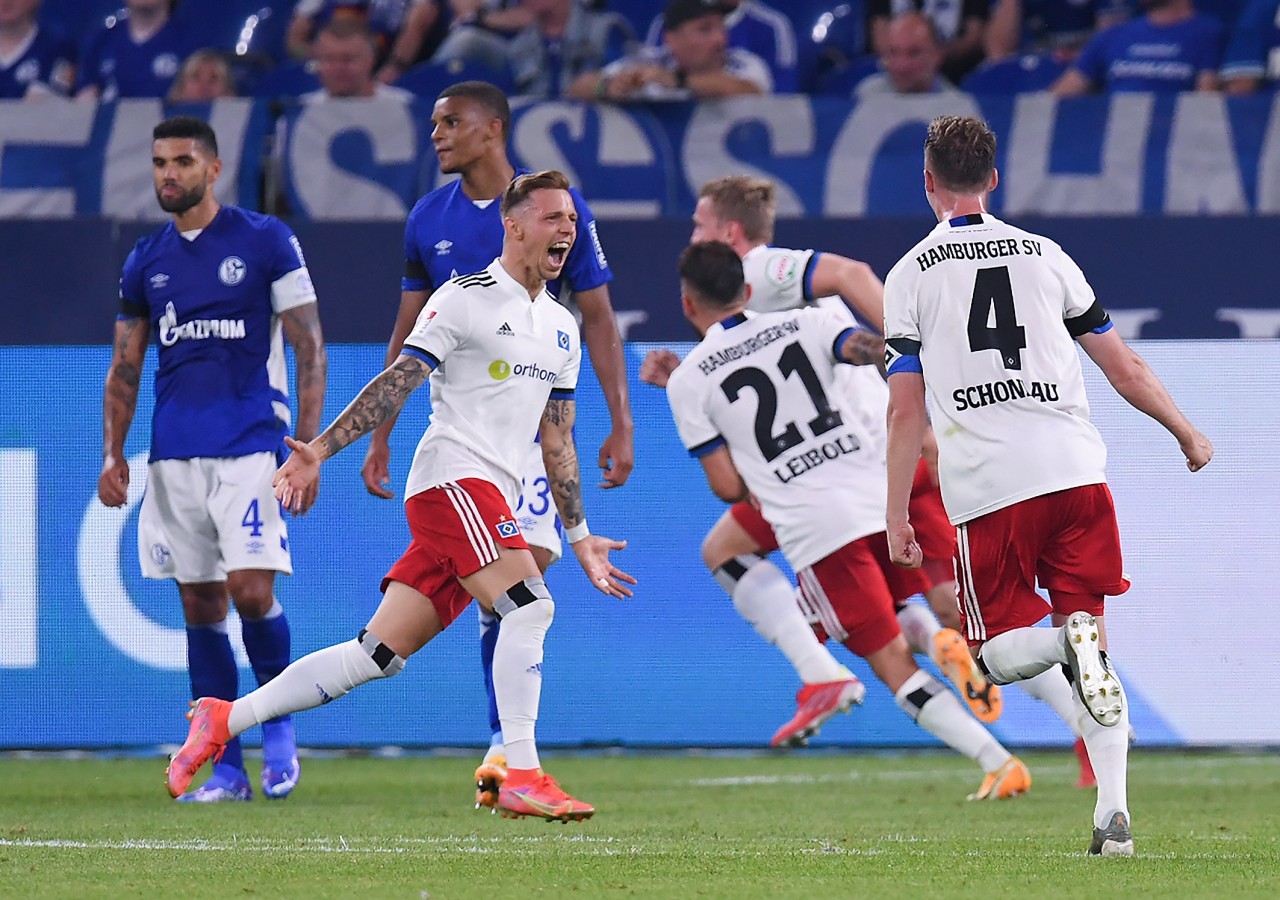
[76,452,248,671]
[512,103,660,218]
[824,94,980,215]
[0,450,37,667]
[0,102,95,217]
[1005,93,1151,215]
[1255,92,1280,213]
[1107,308,1162,338]
[101,99,253,220]
[1215,308,1280,338]
[288,98,415,220]
[684,95,814,217]
[614,310,648,340]
[1165,94,1247,214]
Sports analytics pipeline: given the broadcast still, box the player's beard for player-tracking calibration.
[156,180,206,215]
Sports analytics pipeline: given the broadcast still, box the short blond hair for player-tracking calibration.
[698,176,776,244]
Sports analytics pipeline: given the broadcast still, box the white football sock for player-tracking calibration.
[895,669,1010,772]
[977,626,1067,684]
[896,601,943,657]
[1075,680,1130,828]
[492,598,554,771]
[722,557,848,684]
[227,634,401,737]
[1017,666,1084,737]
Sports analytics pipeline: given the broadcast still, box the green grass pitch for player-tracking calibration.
[1,750,1277,898]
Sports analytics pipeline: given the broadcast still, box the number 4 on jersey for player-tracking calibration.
[968,266,1026,370]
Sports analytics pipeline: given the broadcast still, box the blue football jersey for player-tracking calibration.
[1221,0,1280,82]
[401,170,612,299]
[0,25,76,99]
[1073,14,1225,91]
[119,207,313,462]
[77,13,193,100]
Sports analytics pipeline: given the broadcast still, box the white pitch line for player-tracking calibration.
[0,834,627,856]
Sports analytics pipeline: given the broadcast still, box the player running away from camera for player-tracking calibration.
[883,115,1213,855]
[642,175,1014,749]
[100,116,326,803]
[358,80,634,808]
[665,241,1030,801]
[167,170,635,823]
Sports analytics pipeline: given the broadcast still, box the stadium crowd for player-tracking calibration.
[3,0,1279,102]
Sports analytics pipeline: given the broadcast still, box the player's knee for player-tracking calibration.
[492,576,554,623]
[893,668,946,721]
[357,628,406,678]
[701,532,732,571]
[712,554,762,596]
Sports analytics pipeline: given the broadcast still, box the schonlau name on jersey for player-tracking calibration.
[953,378,1061,412]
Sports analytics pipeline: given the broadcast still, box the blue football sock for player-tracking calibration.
[186,623,244,772]
[479,607,502,743]
[240,600,293,732]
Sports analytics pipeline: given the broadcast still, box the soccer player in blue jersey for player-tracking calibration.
[358,80,633,809]
[99,116,327,803]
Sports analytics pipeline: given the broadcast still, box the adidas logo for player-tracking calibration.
[496,322,514,336]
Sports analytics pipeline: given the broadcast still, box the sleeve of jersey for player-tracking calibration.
[265,222,317,313]
[401,287,469,371]
[882,267,923,376]
[401,210,432,293]
[667,372,724,459]
[118,247,147,319]
[551,325,582,399]
[1057,251,1113,337]
[564,189,613,293]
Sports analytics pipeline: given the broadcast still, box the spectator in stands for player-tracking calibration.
[1220,0,1280,92]
[985,0,1129,60]
[505,0,635,97]
[0,0,75,99]
[856,12,960,96]
[303,18,414,100]
[572,0,772,101]
[1050,0,1224,93]
[287,1,446,84]
[868,0,991,82]
[167,49,236,102]
[644,0,798,91]
[76,0,192,101]
[430,0,534,71]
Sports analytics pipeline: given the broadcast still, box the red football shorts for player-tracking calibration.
[795,532,929,658]
[382,478,530,629]
[909,458,956,590]
[729,499,780,553]
[953,483,1130,644]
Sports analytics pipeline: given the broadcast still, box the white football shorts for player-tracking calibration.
[513,439,562,562]
[138,452,292,582]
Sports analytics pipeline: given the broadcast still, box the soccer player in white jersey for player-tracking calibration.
[666,241,1031,801]
[166,171,635,823]
[101,117,326,803]
[642,175,1005,747]
[360,82,633,807]
[883,115,1214,855]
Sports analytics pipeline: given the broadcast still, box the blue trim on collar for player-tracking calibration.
[949,214,985,227]
[719,312,749,330]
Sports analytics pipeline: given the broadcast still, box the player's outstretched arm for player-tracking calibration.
[696,446,750,504]
[576,285,635,489]
[811,253,885,332]
[276,354,432,514]
[362,288,431,499]
[837,328,887,374]
[539,395,637,598]
[280,301,328,513]
[99,316,149,508]
[885,372,928,568]
[1078,328,1213,471]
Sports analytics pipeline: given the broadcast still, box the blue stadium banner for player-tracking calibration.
[4,93,1280,219]
[0,343,1275,749]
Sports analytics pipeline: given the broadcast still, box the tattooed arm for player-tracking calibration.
[99,316,150,508]
[539,394,638,598]
[280,301,327,443]
[839,328,887,376]
[539,396,583,529]
[274,355,432,514]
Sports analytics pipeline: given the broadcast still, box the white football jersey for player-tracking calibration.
[667,308,886,570]
[883,213,1110,525]
[401,259,581,509]
[741,244,889,461]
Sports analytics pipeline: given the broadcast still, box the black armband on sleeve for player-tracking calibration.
[120,297,148,318]
[404,256,430,287]
[1064,300,1111,338]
